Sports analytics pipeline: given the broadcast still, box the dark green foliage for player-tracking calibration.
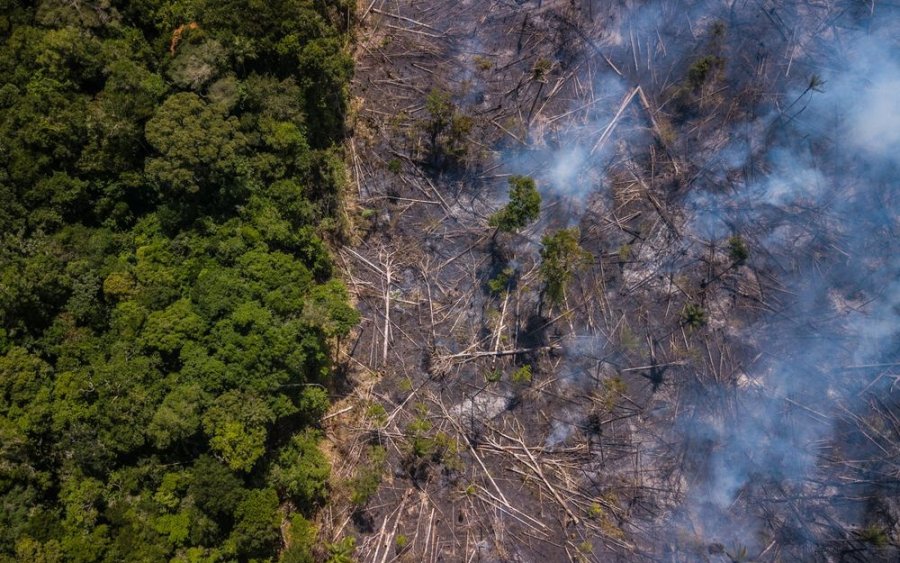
[229,488,280,559]
[425,89,453,146]
[669,53,725,121]
[280,513,318,563]
[0,2,356,560]
[532,57,552,81]
[681,303,707,328]
[489,175,541,233]
[269,430,330,509]
[190,455,247,518]
[686,55,724,90]
[349,445,386,506]
[326,536,356,563]
[858,524,889,547]
[539,228,590,307]
[423,88,473,169]
[144,92,248,195]
[511,365,533,383]
[487,266,515,295]
[727,235,749,264]
[484,368,502,383]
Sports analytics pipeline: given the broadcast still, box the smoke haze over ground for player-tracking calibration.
[342,1,899,560]
[509,0,900,555]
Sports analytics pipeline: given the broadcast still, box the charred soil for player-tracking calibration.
[322,1,900,561]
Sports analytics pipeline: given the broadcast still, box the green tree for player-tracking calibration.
[681,303,707,328]
[139,298,206,354]
[202,391,275,472]
[228,488,280,559]
[144,92,248,196]
[280,513,317,563]
[489,176,541,234]
[188,456,247,519]
[0,346,52,413]
[148,384,208,449]
[326,536,356,563]
[303,280,360,339]
[349,445,386,507]
[269,430,330,509]
[425,89,453,153]
[422,88,474,167]
[298,37,353,147]
[539,228,590,307]
[727,235,749,264]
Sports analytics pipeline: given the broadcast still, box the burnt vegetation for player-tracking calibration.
[328,1,899,562]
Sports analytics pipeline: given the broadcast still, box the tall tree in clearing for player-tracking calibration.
[489,175,541,234]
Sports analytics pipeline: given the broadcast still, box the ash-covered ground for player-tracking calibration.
[323,1,899,561]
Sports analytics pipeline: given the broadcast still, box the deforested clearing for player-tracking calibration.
[330,1,899,561]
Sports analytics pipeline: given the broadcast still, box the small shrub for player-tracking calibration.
[511,365,533,383]
[484,369,502,383]
[350,446,386,506]
[404,407,461,472]
[727,235,749,264]
[408,409,434,459]
[619,324,640,352]
[425,89,453,130]
[601,377,626,411]
[473,55,492,71]
[433,431,462,470]
[366,403,387,426]
[859,524,888,547]
[726,544,749,562]
[686,55,723,90]
[681,303,707,328]
[326,536,355,563]
[578,540,593,554]
[532,57,552,81]
[447,114,473,157]
[489,175,541,233]
[488,267,515,295]
[539,228,591,306]
[387,158,402,174]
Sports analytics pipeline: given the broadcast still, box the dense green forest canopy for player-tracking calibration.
[0,1,357,561]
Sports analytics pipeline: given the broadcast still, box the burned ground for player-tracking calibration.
[321,1,899,561]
